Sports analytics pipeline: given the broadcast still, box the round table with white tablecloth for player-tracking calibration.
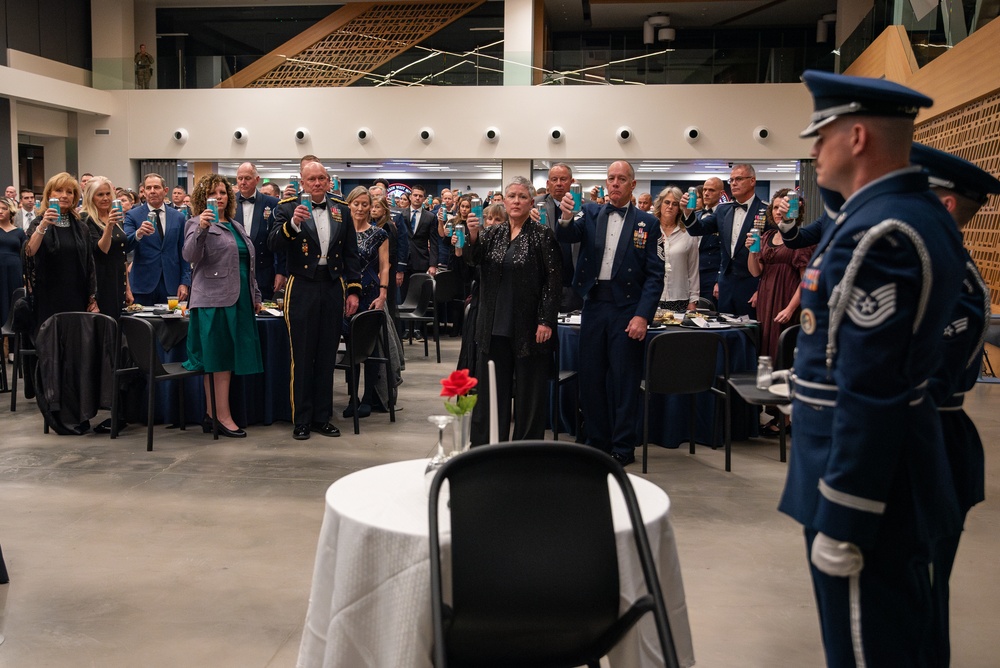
[297,458,695,668]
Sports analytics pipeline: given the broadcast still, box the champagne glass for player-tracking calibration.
[425,414,456,494]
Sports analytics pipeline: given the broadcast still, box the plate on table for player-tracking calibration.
[160,312,185,319]
[768,383,790,398]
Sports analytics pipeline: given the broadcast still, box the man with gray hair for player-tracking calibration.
[681,164,764,317]
[556,160,664,466]
[535,162,581,312]
[234,162,284,298]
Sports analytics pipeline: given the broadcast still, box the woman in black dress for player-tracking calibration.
[23,172,98,330]
[464,177,562,445]
[82,176,133,318]
[0,197,26,360]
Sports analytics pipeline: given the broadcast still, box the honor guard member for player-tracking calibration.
[777,71,966,667]
[556,160,664,466]
[910,142,1000,664]
[267,161,362,441]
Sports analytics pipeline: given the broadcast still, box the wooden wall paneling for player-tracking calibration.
[915,91,1000,311]
[218,1,485,89]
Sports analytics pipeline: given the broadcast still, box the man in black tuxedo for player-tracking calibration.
[234,162,284,299]
[268,161,361,441]
[681,164,764,317]
[398,184,439,313]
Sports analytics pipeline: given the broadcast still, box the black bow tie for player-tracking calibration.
[239,195,255,204]
[732,202,748,212]
[311,200,327,210]
[607,205,628,217]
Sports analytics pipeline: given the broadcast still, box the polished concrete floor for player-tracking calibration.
[1,338,998,667]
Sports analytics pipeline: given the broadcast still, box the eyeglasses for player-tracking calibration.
[728,176,753,185]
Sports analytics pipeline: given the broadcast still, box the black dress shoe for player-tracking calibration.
[343,403,372,419]
[216,423,247,438]
[293,424,311,440]
[312,422,341,437]
[610,450,636,467]
[93,418,127,435]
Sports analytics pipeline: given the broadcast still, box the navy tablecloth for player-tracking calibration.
[129,315,291,427]
[556,324,759,448]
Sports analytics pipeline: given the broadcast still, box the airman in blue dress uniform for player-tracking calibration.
[556,160,664,466]
[777,71,966,667]
[910,142,999,665]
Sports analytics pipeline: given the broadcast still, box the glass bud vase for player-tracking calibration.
[425,414,455,495]
[450,413,472,457]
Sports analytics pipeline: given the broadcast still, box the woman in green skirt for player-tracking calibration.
[182,174,262,437]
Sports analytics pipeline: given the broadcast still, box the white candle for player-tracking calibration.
[488,360,499,444]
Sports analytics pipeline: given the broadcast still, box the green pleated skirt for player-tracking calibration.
[183,224,263,375]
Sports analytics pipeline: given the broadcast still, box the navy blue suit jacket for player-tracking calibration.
[233,190,284,299]
[124,203,191,295]
[556,202,663,322]
[683,197,765,315]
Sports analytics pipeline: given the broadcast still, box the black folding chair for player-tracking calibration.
[641,330,732,472]
[398,278,441,362]
[398,272,431,315]
[0,287,19,393]
[112,316,217,451]
[428,442,680,668]
[32,311,118,435]
[5,288,38,410]
[336,308,396,435]
[726,325,799,463]
[550,343,578,441]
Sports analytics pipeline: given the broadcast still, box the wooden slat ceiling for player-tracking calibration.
[218,1,485,88]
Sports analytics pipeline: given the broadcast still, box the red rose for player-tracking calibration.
[440,369,478,397]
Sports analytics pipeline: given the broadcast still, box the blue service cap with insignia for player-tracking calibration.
[910,142,1000,205]
[799,70,933,138]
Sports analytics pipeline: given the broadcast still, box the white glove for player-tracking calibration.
[777,219,797,234]
[811,532,864,577]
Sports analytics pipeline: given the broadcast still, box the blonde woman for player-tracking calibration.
[82,176,133,317]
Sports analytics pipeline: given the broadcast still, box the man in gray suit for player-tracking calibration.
[534,162,581,312]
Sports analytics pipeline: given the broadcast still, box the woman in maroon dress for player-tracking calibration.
[747,189,813,434]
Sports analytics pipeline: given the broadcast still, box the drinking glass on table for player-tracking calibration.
[167,295,179,311]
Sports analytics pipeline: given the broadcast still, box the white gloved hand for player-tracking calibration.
[811,532,864,577]
[777,219,797,234]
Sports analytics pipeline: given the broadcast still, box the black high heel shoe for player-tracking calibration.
[201,415,247,438]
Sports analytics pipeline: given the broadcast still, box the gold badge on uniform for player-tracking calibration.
[800,308,816,335]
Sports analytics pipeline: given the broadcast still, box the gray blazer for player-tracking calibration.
[182,217,261,309]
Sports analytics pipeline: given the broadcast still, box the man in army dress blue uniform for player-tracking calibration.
[778,71,966,666]
[268,161,362,441]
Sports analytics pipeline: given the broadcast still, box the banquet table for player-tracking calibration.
[297,458,695,668]
[556,324,759,448]
[121,313,291,427]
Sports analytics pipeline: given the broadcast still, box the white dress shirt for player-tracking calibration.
[729,197,755,256]
[598,206,628,281]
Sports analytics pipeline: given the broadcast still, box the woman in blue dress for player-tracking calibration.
[182,174,263,438]
[343,186,389,417]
